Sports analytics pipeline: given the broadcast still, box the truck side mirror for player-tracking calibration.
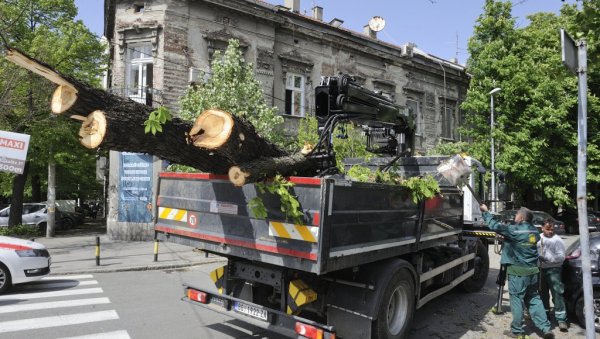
[497,183,509,201]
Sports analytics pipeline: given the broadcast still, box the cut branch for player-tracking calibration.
[189,109,287,164]
[228,153,317,186]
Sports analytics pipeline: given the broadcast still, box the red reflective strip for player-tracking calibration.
[159,172,229,180]
[288,177,321,185]
[0,243,32,250]
[155,225,317,261]
[312,212,320,226]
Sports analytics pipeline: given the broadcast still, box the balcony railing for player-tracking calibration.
[108,87,163,107]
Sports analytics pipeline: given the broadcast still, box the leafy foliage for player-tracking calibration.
[248,175,303,224]
[144,106,172,135]
[346,165,440,204]
[178,39,285,147]
[0,224,41,237]
[461,0,600,207]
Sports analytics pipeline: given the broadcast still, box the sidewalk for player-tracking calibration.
[34,219,226,275]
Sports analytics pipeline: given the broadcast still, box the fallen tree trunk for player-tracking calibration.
[228,153,317,186]
[6,47,322,181]
[5,47,232,173]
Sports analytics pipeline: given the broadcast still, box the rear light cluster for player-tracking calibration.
[187,289,208,303]
[295,322,335,339]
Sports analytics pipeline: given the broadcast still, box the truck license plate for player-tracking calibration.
[233,301,268,321]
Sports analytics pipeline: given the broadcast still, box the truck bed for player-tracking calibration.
[155,159,464,274]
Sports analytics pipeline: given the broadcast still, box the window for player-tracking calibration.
[127,44,153,105]
[406,99,421,135]
[285,73,305,117]
[441,105,455,139]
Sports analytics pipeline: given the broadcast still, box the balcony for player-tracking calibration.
[108,87,163,107]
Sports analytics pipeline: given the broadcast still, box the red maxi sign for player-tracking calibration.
[0,130,30,174]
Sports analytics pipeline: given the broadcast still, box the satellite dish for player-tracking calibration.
[368,16,386,32]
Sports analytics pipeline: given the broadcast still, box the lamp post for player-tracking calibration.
[489,87,501,212]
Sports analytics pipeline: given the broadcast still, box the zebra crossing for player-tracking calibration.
[0,274,131,339]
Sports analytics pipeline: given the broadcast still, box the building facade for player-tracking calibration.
[104,0,470,239]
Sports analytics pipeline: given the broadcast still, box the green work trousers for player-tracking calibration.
[539,267,567,322]
[508,273,551,334]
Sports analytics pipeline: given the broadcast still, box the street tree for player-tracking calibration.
[460,0,599,208]
[0,0,105,228]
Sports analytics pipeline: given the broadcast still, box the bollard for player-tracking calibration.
[153,239,159,262]
[95,236,100,266]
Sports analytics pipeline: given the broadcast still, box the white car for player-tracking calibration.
[0,203,63,230]
[0,236,51,293]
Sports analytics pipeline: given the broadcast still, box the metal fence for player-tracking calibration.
[108,87,163,107]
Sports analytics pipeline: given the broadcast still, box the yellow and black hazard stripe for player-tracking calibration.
[286,279,317,315]
[269,221,319,243]
[462,230,497,238]
[158,207,188,222]
[210,266,226,294]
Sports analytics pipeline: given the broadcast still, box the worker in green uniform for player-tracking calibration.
[480,205,554,339]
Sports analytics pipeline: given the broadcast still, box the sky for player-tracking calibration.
[74,0,578,64]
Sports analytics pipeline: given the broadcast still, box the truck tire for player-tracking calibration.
[459,240,489,293]
[372,268,415,339]
[0,262,12,294]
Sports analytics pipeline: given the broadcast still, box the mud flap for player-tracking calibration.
[327,306,372,339]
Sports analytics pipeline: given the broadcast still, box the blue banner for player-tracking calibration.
[118,152,153,223]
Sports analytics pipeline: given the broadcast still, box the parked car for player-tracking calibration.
[0,203,64,231]
[562,233,600,331]
[59,210,85,228]
[0,235,51,294]
[556,209,600,234]
[496,209,565,234]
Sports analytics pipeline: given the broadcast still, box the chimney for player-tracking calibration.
[312,6,323,21]
[284,0,300,13]
[363,25,376,39]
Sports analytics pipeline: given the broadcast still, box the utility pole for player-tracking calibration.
[489,87,501,212]
[561,28,593,339]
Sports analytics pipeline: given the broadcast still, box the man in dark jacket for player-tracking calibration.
[480,205,554,339]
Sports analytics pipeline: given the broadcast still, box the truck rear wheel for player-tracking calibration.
[459,240,489,292]
[373,268,415,339]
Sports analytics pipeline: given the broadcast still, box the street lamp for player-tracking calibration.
[489,87,501,212]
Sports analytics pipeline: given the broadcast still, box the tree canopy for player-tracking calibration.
[460,0,599,207]
[0,0,106,213]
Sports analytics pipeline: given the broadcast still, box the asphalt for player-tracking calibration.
[34,218,226,275]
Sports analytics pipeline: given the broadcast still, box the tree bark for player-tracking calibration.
[228,153,317,186]
[8,161,28,227]
[76,108,233,174]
